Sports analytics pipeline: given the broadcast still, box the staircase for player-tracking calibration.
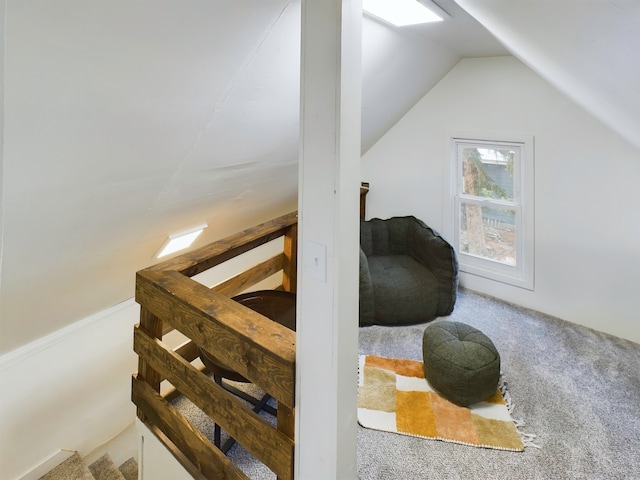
[38,452,137,480]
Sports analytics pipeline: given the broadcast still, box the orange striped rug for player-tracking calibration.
[358,355,525,452]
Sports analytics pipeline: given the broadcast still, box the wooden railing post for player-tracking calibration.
[280,219,297,480]
[283,223,298,293]
[136,306,163,421]
[277,404,295,480]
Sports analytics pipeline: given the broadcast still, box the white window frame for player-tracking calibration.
[445,133,534,290]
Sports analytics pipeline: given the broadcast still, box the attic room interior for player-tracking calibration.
[1,0,639,479]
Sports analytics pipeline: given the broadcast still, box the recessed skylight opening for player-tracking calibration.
[156,224,207,258]
[363,0,445,27]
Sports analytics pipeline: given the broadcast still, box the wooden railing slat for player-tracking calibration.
[136,269,295,407]
[213,253,285,297]
[132,375,249,480]
[134,327,294,479]
[160,253,286,337]
[136,308,163,422]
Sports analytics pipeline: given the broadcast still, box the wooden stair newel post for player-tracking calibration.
[135,306,163,422]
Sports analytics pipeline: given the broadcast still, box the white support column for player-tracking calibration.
[296,0,362,479]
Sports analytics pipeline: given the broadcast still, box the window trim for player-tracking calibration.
[444,132,535,290]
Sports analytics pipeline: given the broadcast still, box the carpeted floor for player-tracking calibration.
[357,288,640,479]
[177,288,640,479]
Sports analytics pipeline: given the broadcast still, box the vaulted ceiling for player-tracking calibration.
[457,0,640,151]
[1,0,638,354]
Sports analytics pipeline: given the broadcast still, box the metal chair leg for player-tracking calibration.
[213,374,276,454]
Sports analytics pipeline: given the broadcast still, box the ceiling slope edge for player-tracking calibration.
[455,0,640,151]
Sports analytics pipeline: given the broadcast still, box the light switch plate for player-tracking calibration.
[306,241,327,282]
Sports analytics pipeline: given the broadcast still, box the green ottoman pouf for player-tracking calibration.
[422,321,500,407]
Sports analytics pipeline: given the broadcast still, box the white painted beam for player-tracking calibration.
[296,0,362,478]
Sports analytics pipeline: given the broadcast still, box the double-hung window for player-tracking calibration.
[450,136,534,290]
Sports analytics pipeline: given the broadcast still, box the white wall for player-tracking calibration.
[0,300,140,480]
[362,56,640,344]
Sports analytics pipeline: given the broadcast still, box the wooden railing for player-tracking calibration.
[132,212,298,480]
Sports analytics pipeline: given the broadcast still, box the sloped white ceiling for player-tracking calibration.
[456,0,640,150]
[0,0,506,353]
[361,0,507,149]
[2,0,303,353]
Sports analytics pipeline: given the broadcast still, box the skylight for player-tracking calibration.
[156,224,207,258]
[362,0,445,27]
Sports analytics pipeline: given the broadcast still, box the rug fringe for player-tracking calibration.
[499,372,541,449]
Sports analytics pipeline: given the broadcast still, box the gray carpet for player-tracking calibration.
[88,454,126,480]
[358,288,640,479]
[177,288,640,479]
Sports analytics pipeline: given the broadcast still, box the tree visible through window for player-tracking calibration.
[460,145,517,265]
[451,136,534,290]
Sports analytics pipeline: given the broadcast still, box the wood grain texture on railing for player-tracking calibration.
[132,376,250,480]
[136,269,295,406]
[133,211,298,480]
[134,327,294,479]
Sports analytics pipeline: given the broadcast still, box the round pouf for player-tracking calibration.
[422,321,500,407]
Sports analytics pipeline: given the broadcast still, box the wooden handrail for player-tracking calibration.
[133,212,298,480]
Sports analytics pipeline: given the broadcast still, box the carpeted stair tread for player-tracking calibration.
[88,454,126,480]
[38,452,95,480]
[118,457,139,480]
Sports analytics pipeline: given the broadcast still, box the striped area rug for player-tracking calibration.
[357,355,525,452]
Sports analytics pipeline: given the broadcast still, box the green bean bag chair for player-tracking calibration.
[359,216,458,326]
